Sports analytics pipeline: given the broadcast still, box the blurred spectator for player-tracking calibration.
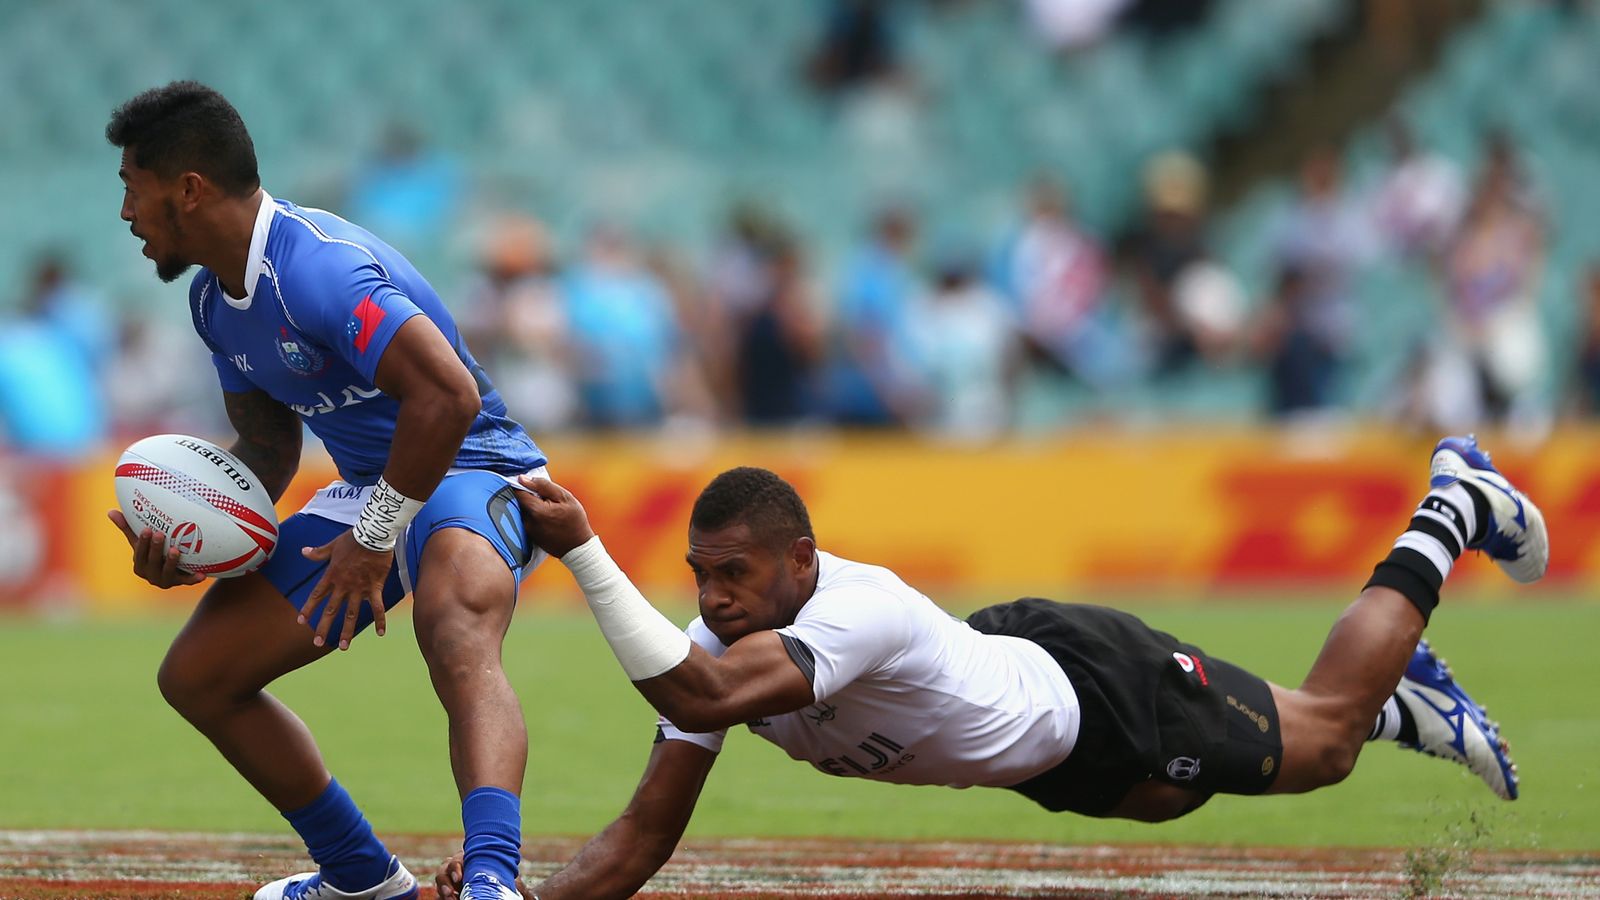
[1023,0,1130,52]
[347,122,462,256]
[1441,133,1547,425]
[1118,0,1217,39]
[1576,265,1600,414]
[994,177,1122,387]
[1248,265,1342,417]
[1126,151,1244,372]
[643,246,724,428]
[21,254,114,370]
[702,204,788,414]
[1265,145,1375,388]
[734,233,826,426]
[103,313,221,440]
[807,0,904,94]
[562,225,697,429]
[824,206,924,426]
[0,257,108,455]
[1370,118,1466,259]
[1382,337,1484,433]
[706,203,785,322]
[457,216,579,432]
[907,243,1021,440]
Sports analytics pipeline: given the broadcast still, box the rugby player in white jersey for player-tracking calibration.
[439,439,1546,899]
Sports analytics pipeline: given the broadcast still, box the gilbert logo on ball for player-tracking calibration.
[114,434,279,578]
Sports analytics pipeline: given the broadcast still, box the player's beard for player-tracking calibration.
[154,199,193,283]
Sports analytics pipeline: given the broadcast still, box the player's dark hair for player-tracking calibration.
[691,467,814,552]
[106,81,259,196]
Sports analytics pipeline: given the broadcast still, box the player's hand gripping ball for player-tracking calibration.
[113,434,279,578]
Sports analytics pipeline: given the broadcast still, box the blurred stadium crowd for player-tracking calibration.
[3,0,1598,456]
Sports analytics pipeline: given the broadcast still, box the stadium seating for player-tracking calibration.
[4,0,1340,313]
[1216,0,1598,414]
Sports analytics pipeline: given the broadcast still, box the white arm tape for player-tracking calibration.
[351,477,425,553]
[561,535,692,681]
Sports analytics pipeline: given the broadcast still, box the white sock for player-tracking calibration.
[1391,484,1478,586]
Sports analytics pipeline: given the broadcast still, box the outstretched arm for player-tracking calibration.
[437,739,716,900]
[515,476,816,732]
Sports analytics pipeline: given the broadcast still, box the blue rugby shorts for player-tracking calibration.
[256,467,547,635]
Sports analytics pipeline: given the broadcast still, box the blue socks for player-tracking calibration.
[282,778,392,892]
[462,786,522,886]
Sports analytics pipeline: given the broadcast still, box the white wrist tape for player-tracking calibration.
[351,477,425,553]
[561,535,691,681]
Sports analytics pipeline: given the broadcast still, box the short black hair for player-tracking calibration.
[107,81,259,196]
[690,467,814,551]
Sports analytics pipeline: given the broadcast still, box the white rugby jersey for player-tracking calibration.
[658,551,1081,788]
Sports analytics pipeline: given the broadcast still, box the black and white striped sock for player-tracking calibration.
[1363,483,1488,623]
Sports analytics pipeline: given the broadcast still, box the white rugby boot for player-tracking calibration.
[254,855,418,900]
[458,872,522,900]
[1394,639,1519,800]
[1428,435,1548,583]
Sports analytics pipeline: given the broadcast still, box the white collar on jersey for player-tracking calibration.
[222,190,277,310]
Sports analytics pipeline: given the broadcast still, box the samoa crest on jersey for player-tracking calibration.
[275,326,327,375]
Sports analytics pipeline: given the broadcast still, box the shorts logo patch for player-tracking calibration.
[1227,694,1272,733]
[1166,756,1202,781]
[1261,756,1276,776]
[1173,652,1209,685]
[486,487,532,567]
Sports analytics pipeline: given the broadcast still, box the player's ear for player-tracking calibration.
[177,171,207,209]
[788,535,816,574]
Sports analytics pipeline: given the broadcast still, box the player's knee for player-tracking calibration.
[1291,734,1360,790]
[414,598,506,684]
[1313,739,1360,787]
[156,644,222,720]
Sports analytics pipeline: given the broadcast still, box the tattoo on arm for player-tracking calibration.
[223,390,302,502]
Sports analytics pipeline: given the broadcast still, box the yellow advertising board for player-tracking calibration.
[40,428,1600,613]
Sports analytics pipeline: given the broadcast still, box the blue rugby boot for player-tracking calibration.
[255,855,419,900]
[1429,435,1548,583]
[1394,639,1519,800]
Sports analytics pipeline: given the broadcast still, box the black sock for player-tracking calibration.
[1369,694,1420,744]
[1453,481,1491,545]
[1364,483,1479,623]
[1395,699,1418,744]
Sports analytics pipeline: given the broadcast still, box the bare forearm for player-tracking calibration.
[224,391,301,502]
[230,440,297,502]
[534,817,676,900]
[634,659,738,733]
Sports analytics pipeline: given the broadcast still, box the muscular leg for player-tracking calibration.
[411,526,525,797]
[1267,586,1424,794]
[1087,586,1422,820]
[157,572,336,810]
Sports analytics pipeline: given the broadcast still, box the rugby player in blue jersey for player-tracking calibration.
[106,81,537,900]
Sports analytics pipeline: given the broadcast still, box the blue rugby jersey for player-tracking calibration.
[188,192,545,486]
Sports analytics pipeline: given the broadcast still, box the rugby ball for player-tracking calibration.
[114,434,279,578]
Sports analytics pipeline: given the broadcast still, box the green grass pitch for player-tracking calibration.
[4,598,1596,852]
